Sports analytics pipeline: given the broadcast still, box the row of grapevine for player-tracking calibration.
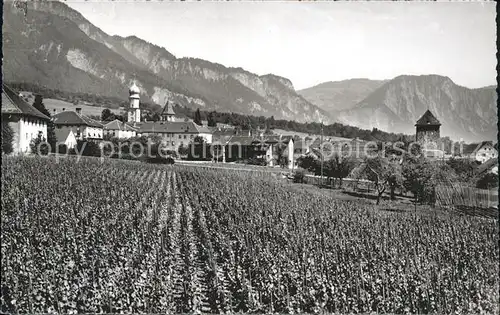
[1,156,498,314]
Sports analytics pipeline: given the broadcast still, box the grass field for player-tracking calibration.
[1,156,498,314]
[43,98,124,117]
[20,91,124,117]
[273,129,353,142]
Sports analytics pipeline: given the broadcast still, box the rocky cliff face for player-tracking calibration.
[336,75,497,142]
[7,1,330,123]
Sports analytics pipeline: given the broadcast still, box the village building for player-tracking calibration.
[293,137,313,156]
[211,134,294,168]
[122,83,212,149]
[53,107,103,141]
[135,120,213,149]
[1,83,50,154]
[461,141,498,163]
[54,129,77,150]
[103,119,138,139]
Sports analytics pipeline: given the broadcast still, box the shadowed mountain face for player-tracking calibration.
[301,75,497,142]
[3,1,330,123]
[298,78,387,112]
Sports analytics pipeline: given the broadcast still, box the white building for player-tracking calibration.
[53,108,103,141]
[135,121,213,150]
[103,119,137,139]
[461,141,498,163]
[1,83,50,154]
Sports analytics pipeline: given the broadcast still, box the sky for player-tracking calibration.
[66,1,496,90]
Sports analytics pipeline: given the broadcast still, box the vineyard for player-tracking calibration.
[1,156,499,314]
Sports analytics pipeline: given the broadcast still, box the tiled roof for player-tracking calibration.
[53,111,103,128]
[161,101,175,116]
[212,135,233,145]
[103,119,138,131]
[132,121,209,134]
[212,128,236,138]
[196,124,212,133]
[415,110,441,126]
[1,84,50,120]
[227,136,255,146]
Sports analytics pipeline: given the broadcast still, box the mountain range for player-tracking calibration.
[299,76,497,143]
[3,1,329,123]
[3,2,497,142]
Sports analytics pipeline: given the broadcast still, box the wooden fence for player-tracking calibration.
[435,184,498,209]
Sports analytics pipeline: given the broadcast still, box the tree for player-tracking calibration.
[329,154,356,188]
[101,108,115,122]
[33,94,50,116]
[476,173,499,189]
[32,95,57,150]
[354,154,403,205]
[275,143,288,168]
[207,111,217,127]
[402,156,457,205]
[2,123,14,154]
[194,109,202,126]
[152,112,161,122]
[446,157,478,184]
[193,136,205,144]
[178,144,189,156]
[297,155,320,173]
[29,133,50,155]
[75,140,101,157]
[293,169,306,183]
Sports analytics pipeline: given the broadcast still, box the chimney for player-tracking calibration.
[76,107,82,115]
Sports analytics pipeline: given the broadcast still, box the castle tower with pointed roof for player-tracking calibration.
[161,100,175,122]
[128,82,141,123]
[415,109,441,150]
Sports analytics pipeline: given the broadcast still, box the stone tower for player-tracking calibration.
[128,82,141,123]
[161,100,175,122]
[415,109,441,150]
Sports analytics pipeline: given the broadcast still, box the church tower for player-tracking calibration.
[415,109,441,150]
[161,100,175,122]
[128,82,141,123]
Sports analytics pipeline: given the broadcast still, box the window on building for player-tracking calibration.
[172,141,175,146]
[26,133,28,140]
[178,135,181,139]
[190,135,193,139]
[184,135,187,139]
